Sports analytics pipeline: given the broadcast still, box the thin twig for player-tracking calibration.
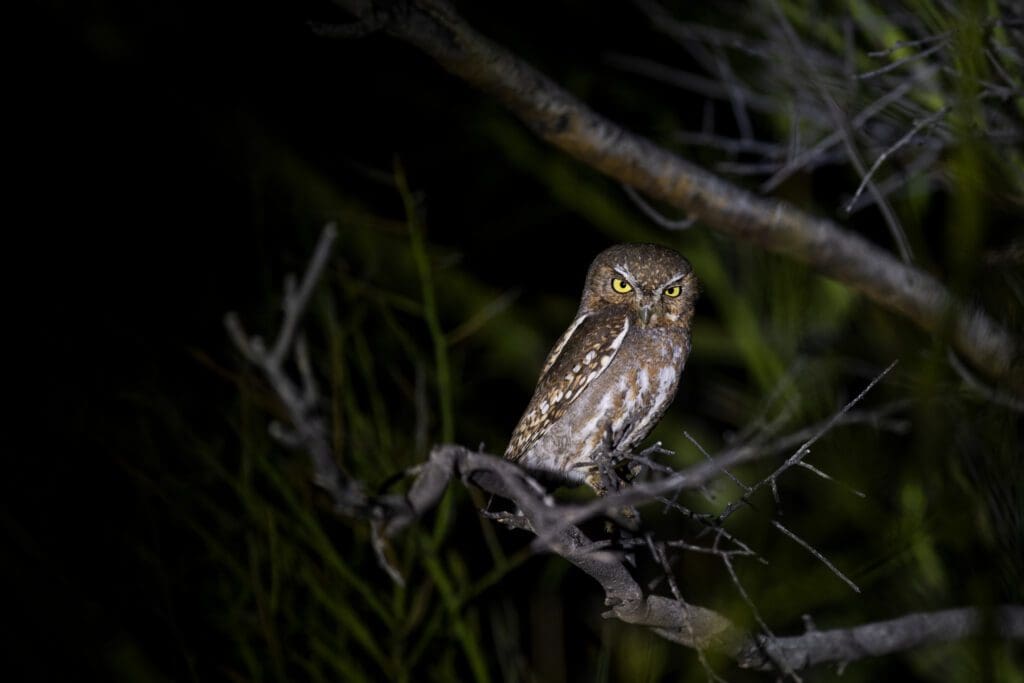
[622,183,696,230]
[857,41,948,80]
[771,519,860,593]
[844,107,951,213]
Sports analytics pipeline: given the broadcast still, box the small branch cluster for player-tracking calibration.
[629,0,1024,224]
[225,224,373,517]
[226,224,1024,676]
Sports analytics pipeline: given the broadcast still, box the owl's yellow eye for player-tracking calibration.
[663,285,682,298]
[611,278,633,293]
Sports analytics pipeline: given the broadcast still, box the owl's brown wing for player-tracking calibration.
[538,312,590,378]
[505,311,631,462]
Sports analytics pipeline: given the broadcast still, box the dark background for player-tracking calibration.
[12,0,1023,681]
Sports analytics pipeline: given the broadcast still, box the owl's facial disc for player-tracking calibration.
[582,244,697,329]
[609,265,693,328]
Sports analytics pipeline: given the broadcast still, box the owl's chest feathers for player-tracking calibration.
[530,327,689,481]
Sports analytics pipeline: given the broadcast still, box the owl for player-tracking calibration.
[505,243,698,495]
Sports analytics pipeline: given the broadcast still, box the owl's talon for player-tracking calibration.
[584,468,610,496]
[625,460,644,482]
[613,505,641,532]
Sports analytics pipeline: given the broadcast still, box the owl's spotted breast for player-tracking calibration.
[513,326,688,482]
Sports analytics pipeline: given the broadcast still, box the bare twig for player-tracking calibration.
[844,107,952,214]
[225,224,378,518]
[765,0,914,263]
[760,72,933,192]
[672,130,786,157]
[645,535,726,682]
[796,461,866,498]
[719,535,798,679]
[710,403,909,471]
[947,348,1024,412]
[714,361,898,520]
[771,519,860,593]
[857,41,949,80]
[622,183,696,230]
[867,32,952,59]
[605,53,779,113]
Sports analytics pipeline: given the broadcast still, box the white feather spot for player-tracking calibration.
[583,350,596,364]
[577,390,616,443]
[540,400,550,414]
[572,363,581,373]
[637,369,650,396]
[553,390,564,403]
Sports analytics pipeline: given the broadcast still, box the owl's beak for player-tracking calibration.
[639,304,653,327]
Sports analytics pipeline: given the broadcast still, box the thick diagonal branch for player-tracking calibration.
[324,0,1022,390]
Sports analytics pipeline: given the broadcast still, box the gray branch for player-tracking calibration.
[323,0,1022,391]
[736,607,1024,671]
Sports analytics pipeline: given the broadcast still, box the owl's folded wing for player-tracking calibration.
[505,311,631,462]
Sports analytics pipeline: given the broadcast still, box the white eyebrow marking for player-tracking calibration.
[662,272,688,288]
[613,264,638,287]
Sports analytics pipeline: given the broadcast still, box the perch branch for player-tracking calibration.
[227,223,1024,674]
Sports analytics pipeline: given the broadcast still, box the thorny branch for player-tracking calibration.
[318,0,1022,392]
[226,224,1024,675]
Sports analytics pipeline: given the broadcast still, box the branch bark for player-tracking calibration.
[323,0,1022,391]
[736,606,1024,671]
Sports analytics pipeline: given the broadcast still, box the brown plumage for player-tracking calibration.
[505,243,698,493]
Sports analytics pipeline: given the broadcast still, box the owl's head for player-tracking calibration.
[579,243,698,328]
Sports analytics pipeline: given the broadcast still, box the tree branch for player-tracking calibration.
[324,0,1022,390]
[227,223,1024,675]
[736,606,1024,671]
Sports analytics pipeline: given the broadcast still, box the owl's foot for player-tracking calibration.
[583,467,610,496]
[583,467,641,532]
[606,504,641,533]
[582,456,632,494]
